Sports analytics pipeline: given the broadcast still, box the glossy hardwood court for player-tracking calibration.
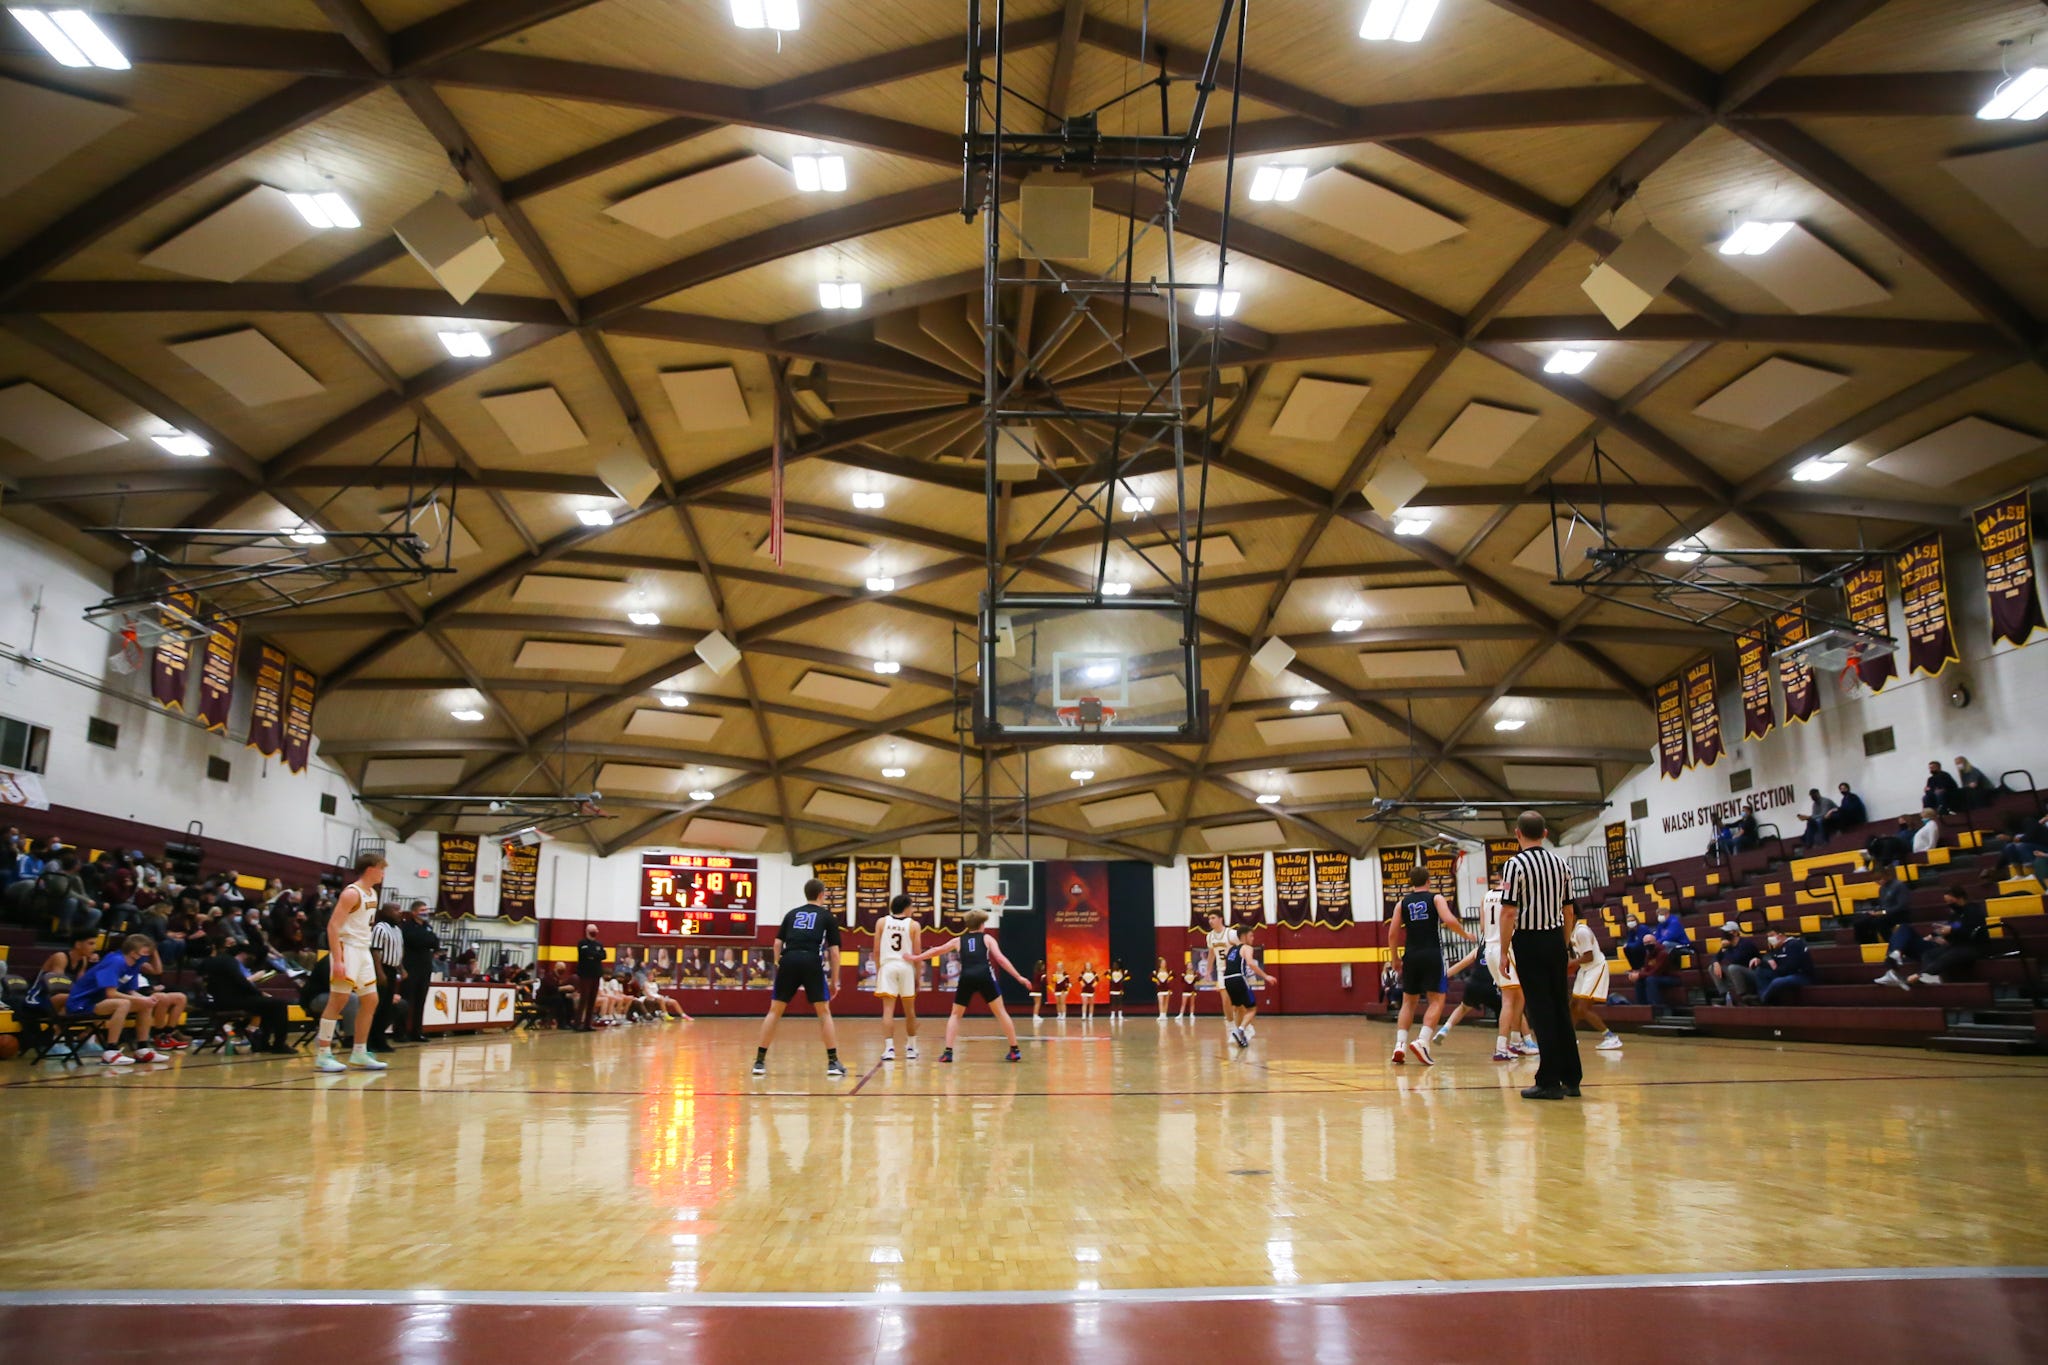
[3,1017,2047,1301]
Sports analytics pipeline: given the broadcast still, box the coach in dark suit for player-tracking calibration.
[399,903,440,1041]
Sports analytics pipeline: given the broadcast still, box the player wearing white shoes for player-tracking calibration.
[1221,925,1277,1047]
[314,852,389,1073]
[1436,939,1503,1051]
[912,910,1031,1063]
[872,894,922,1062]
[1570,917,1623,1051]
[1478,872,1537,1061]
[1388,864,1473,1066]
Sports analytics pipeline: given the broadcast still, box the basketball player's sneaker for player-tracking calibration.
[1407,1036,1434,1066]
[751,1057,766,1077]
[1245,1024,1256,1039]
[939,1047,954,1063]
[905,1042,918,1060]
[347,1047,388,1070]
[1511,1038,1539,1056]
[1491,1048,1517,1061]
[1390,1043,1406,1065]
[1597,1033,1623,1050]
[880,1044,896,1062]
[314,1051,347,1073]
[826,1057,847,1079]
[1230,1026,1248,1048]
[1006,1047,1021,1063]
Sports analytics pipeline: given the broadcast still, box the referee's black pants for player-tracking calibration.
[1513,925,1582,1090]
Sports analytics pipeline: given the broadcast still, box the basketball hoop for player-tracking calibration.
[108,623,145,676]
[985,891,1007,919]
[1055,696,1115,731]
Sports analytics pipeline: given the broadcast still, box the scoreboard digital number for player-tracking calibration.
[638,853,759,937]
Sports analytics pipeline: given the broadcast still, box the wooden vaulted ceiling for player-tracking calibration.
[1,0,2043,865]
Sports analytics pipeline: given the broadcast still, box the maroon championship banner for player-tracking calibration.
[1684,658,1724,769]
[900,856,937,920]
[810,856,849,923]
[281,662,318,774]
[1605,821,1631,883]
[1226,853,1266,926]
[150,590,197,710]
[1655,676,1687,780]
[1774,610,1819,725]
[498,841,538,920]
[852,856,893,930]
[438,833,478,917]
[1976,493,2044,647]
[1311,849,1353,925]
[1736,628,1775,741]
[1422,845,1459,901]
[1046,861,1108,997]
[247,643,288,757]
[1273,850,1312,926]
[938,857,965,931]
[195,617,239,733]
[1484,837,1519,883]
[1379,846,1418,918]
[1186,855,1225,927]
[1895,533,1958,678]
[1842,559,1897,691]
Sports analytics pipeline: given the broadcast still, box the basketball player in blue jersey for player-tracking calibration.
[912,909,1031,1063]
[1388,863,1474,1066]
[1221,924,1278,1048]
[752,878,847,1079]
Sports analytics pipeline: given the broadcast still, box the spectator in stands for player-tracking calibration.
[1824,782,1867,837]
[1865,818,1913,870]
[1911,808,1942,856]
[1850,863,1914,944]
[44,855,99,939]
[0,826,22,887]
[198,941,294,1053]
[1711,922,1764,1005]
[1628,935,1685,1010]
[1801,788,1837,849]
[1754,929,1814,1005]
[1879,887,1991,989]
[1953,757,1995,809]
[1923,761,1961,816]
[1655,906,1693,957]
[450,948,480,982]
[65,933,171,1065]
[217,873,247,909]
[1735,802,1761,853]
[1619,915,1653,971]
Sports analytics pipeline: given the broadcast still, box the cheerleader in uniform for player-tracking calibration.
[1153,957,1175,1020]
[1178,961,1198,1018]
[1053,962,1071,1021]
[1031,961,1046,1019]
[1078,963,1099,1023]
[1108,963,1127,1021]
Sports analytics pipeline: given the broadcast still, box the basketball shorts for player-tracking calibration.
[1573,959,1612,1002]
[1488,938,1520,989]
[330,944,379,996]
[773,953,830,1004]
[1463,961,1503,1014]
[955,972,1001,1006]
[1400,954,1448,996]
[1224,976,1255,1008]
[873,960,918,999]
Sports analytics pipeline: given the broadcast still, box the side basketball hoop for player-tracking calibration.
[1055,697,1116,732]
[985,891,1007,922]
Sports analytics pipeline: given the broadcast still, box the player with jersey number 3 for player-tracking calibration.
[912,910,1031,1063]
[871,893,923,1062]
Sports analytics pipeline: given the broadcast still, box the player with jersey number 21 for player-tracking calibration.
[871,893,923,1062]
[753,878,847,1080]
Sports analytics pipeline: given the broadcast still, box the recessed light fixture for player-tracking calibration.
[1359,0,1439,43]
[286,192,360,230]
[1717,220,1794,256]
[1193,267,1241,318]
[872,659,901,674]
[1100,581,1131,597]
[450,708,485,722]
[1544,348,1598,375]
[1791,456,1849,483]
[152,432,210,458]
[1330,617,1363,633]
[1255,792,1281,805]
[1493,718,1527,731]
[9,8,130,69]
[576,507,615,527]
[730,0,798,30]
[1665,541,1704,563]
[881,766,906,779]
[851,490,885,509]
[818,280,863,310]
[865,575,895,592]
[688,788,716,802]
[1248,164,1308,203]
[1978,67,2048,121]
[288,526,326,546]
[1289,697,1319,712]
[1120,494,1156,514]
[1069,768,1095,782]
[792,153,847,192]
[437,330,491,358]
[1393,516,1432,536]
[627,610,661,626]
[658,692,689,708]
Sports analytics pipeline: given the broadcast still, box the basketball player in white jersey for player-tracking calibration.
[1570,917,1623,1051]
[1204,912,1240,1037]
[1456,873,1533,1061]
[314,852,389,1072]
[872,893,922,1062]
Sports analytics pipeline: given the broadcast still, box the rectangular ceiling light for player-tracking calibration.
[1581,222,1690,329]
[605,154,793,239]
[514,639,626,673]
[1868,416,2043,486]
[1080,791,1169,828]
[140,185,322,283]
[623,708,725,744]
[1287,767,1375,799]
[10,8,129,68]
[1202,819,1286,852]
[1976,67,2048,120]
[1715,221,1889,314]
[0,75,130,198]
[1424,400,1540,469]
[1942,140,2048,248]
[394,191,504,304]
[1502,762,1603,795]
[1357,648,1464,678]
[1270,375,1373,442]
[1254,713,1352,746]
[0,381,124,460]
[168,328,325,407]
[511,574,628,609]
[804,789,890,828]
[682,816,769,849]
[755,530,872,576]
[481,386,587,454]
[1291,166,1463,253]
[660,366,752,432]
[790,153,846,192]
[792,669,891,711]
[1359,0,1439,42]
[1691,356,1849,431]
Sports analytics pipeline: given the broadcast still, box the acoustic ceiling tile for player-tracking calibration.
[597,762,684,793]
[604,154,792,239]
[1254,713,1352,746]
[804,789,891,827]
[1286,767,1376,799]
[681,816,769,849]
[514,639,625,673]
[0,76,131,198]
[1291,167,1464,254]
[1361,584,1473,616]
[1269,375,1372,442]
[360,757,466,789]
[1691,356,1849,431]
[1868,416,2042,485]
[1201,819,1285,851]
[1080,791,1169,828]
[792,669,891,711]
[0,382,125,460]
[1424,401,1540,469]
[511,574,629,609]
[1357,648,1464,678]
[140,185,321,282]
[1717,222,1889,314]
[1942,139,2048,248]
[622,708,726,744]
[168,328,324,407]
[480,386,587,454]
[1502,763,1602,794]
[661,366,753,431]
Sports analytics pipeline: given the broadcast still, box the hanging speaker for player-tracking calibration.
[594,446,660,508]
[1018,173,1094,260]
[1250,637,1295,679]
[1581,223,1690,330]
[1362,455,1427,517]
[394,192,505,305]
[696,629,740,677]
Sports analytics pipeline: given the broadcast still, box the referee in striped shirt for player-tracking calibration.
[1500,809,1583,1099]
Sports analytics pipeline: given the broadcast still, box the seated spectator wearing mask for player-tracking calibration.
[1801,788,1836,849]
[1754,929,1814,1005]
[1911,808,1942,856]
[1628,936,1685,1009]
[1850,863,1914,944]
[1656,907,1693,957]
[1923,761,1961,816]
[43,856,100,939]
[1619,915,1653,971]
[1953,757,1996,810]
[1877,888,1990,989]
[1711,922,1764,1005]
[1865,818,1913,870]
[1824,783,1867,836]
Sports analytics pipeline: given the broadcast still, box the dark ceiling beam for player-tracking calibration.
[1716,0,1896,112]
[388,0,605,70]
[0,15,373,74]
[1735,71,1991,118]
[311,0,392,74]
[759,11,1066,109]
[1482,0,1718,111]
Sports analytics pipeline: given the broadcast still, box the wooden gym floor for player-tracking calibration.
[1,1016,2045,1360]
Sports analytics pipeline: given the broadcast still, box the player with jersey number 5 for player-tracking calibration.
[314,852,389,1073]
[871,893,923,1062]
[753,879,847,1079]
[912,910,1032,1063]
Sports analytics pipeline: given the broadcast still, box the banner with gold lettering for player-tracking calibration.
[1186,855,1225,927]
[1379,846,1419,918]
[1226,853,1266,925]
[852,856,893,930]
[938,857,964,931]
[1484,837,1519,883]
[1422,845,1459,902]
[1605,821,1631,883]
[1684,658,1724,769]
[247,643,288,757]
[1976,493,2044,647]
[1774,610,1818,725]
[150,590,197,710]
[195,618,239,733]
[497,841,538,920]
[1655,676,1686,779]
[1895,532,1958,678]
[281,662,317,774]
[1736,628,1774,741]
[437,833,478,917]
[810,856,849,924]
[900,856,937,920]
[1842,559,1897,691]
[1311,849,1353,925]
[1273,850,1312,925]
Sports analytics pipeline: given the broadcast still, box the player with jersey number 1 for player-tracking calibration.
[912,910,1032,1063]
[871,893,922,1062]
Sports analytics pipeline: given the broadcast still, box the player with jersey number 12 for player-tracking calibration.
[871,893,922,1062]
